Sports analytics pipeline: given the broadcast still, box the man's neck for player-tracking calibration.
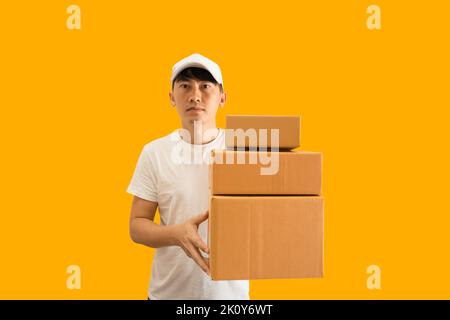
[179,120,219,145]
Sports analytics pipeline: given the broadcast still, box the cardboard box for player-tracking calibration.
[208,196,324,280]
[225,115,300,149]
[210,150,322,195]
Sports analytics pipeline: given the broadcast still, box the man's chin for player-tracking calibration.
[185,113,207,121]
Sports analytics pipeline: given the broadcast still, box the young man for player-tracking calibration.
[127,53,250,300]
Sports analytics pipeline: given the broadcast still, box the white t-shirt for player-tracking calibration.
[127,128,250,300]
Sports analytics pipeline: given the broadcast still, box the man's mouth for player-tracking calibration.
[186,106,205,112]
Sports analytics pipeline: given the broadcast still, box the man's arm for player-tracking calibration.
[129,196,178,248]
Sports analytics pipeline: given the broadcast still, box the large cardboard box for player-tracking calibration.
[225,115,300,149]
[210,150,322,195]
[208,196,324,280]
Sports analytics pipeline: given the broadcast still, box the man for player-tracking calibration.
[127,53,250,300]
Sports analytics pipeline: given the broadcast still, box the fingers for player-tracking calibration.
[193,235,209,254]
[181,246,192,259]
[191,210,209,225]
[181,239,208,256]
[187,243,210,276]
[182,236,210,275]
[177,213,211,275]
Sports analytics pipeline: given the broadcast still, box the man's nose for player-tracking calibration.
[189,85,202,103]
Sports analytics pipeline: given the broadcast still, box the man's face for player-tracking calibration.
[169,78,226,125]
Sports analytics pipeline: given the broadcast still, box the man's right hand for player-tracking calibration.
[173,210,210,276]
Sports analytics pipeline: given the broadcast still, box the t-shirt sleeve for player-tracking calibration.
[126,147,158,202]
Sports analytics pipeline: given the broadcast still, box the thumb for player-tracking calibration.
[191,210,209,225]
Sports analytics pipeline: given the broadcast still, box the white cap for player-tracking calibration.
[170,53,223,87]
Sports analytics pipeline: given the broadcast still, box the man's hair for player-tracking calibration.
[172,67,223,93]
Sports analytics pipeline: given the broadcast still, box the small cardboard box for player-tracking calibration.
[225,115,300,149]
[210,150,322,195]
[208,196,324,280]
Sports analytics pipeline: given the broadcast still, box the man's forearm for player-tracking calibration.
[130,218,179,248]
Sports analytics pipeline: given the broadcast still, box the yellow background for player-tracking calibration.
[1,1,449,299]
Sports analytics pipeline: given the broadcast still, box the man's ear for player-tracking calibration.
[169,92,175,106]
[219,91,227,108]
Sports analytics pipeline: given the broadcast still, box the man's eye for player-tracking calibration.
[203,84,211,88]
[180,84,188,88]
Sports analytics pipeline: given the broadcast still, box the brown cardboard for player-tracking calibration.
[225,115,300,149]
[208,196,324,280]
[210,150,322,195]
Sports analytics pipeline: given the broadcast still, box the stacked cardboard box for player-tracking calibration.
[208,115,324,280]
